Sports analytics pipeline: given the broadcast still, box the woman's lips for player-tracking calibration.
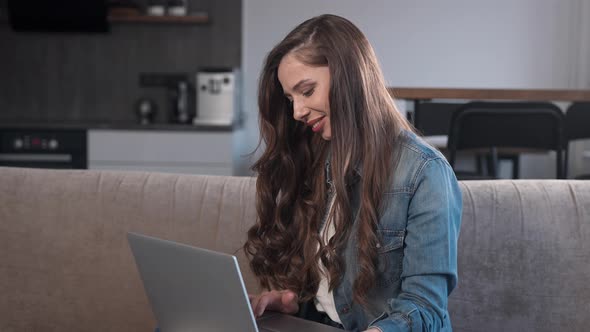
[308,116,326,133]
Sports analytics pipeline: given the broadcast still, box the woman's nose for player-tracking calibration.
[292,100,310,122]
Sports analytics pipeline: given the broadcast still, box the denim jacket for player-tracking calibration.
[323,130,462,332]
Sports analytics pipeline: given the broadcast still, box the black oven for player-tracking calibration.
[0,128,87,169]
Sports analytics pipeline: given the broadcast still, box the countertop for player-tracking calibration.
[0,121,234,132]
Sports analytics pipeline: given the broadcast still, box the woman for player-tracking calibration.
[245,14,462,332]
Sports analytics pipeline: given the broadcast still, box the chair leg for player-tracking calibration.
[498,153,520,179]
[476,155,484,176]
[564,146,569,179]
[512,155,519,179]
[487,148,498,178]
[557,149,564,179]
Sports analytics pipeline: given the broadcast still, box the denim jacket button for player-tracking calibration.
[340,306,350,314]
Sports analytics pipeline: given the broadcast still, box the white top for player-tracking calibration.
[314,193,342,324]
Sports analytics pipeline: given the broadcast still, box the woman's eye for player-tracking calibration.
[303,89,314,97]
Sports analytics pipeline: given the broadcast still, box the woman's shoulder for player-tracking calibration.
[386,130,453,194]
[396,129,447,163]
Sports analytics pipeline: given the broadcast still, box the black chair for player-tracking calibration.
[447,101,566,179]
[413,102,492,174]
[413,102,461,136]
[564,102,590,179]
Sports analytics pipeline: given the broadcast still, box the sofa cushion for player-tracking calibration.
[450,180,590,331]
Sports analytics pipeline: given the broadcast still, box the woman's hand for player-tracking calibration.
[248,290,299,317]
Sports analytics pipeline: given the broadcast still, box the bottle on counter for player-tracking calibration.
[173,81,191,124]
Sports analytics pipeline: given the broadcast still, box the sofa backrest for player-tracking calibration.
[449,180,590,331]
[0,167,589,331]
[0,167,258,331]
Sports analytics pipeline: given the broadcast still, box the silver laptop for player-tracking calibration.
[127,232,344,332]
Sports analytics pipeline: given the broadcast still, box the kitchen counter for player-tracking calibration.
[0,122,236,175]
[0,121,234,132]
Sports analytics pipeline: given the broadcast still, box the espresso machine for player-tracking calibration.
[193,68,240,126]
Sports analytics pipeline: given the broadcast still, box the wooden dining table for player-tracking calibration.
[388,87,590,103]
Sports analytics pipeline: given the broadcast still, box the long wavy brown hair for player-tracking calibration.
[244,14,412,306]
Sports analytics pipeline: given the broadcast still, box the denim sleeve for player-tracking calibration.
[370,157,462,332]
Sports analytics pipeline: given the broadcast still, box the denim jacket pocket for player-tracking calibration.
[375,229,405,286]
[376,229,405,253]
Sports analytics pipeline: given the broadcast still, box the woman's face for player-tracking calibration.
[277,53,332,140]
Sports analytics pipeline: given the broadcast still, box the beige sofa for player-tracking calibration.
[0,167,589,331]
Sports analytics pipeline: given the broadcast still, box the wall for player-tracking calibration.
[0,0,241,124]
[237,0,590,177]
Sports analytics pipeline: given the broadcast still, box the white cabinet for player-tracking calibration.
[88,129,233,175]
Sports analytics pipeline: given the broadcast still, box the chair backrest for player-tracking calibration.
[565,102,590,141]
[447,101,566,178]
[413,102,461,136]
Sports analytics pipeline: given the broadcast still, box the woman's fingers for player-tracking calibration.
[250,291,278,317]
[250,293,263,317]
[255,293,273,317]
[249,290,300,317]
[280,290,299,314]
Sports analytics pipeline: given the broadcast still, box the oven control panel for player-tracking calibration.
[0,128,87,169]
[1,129,85,153]
[11,135,60,151]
